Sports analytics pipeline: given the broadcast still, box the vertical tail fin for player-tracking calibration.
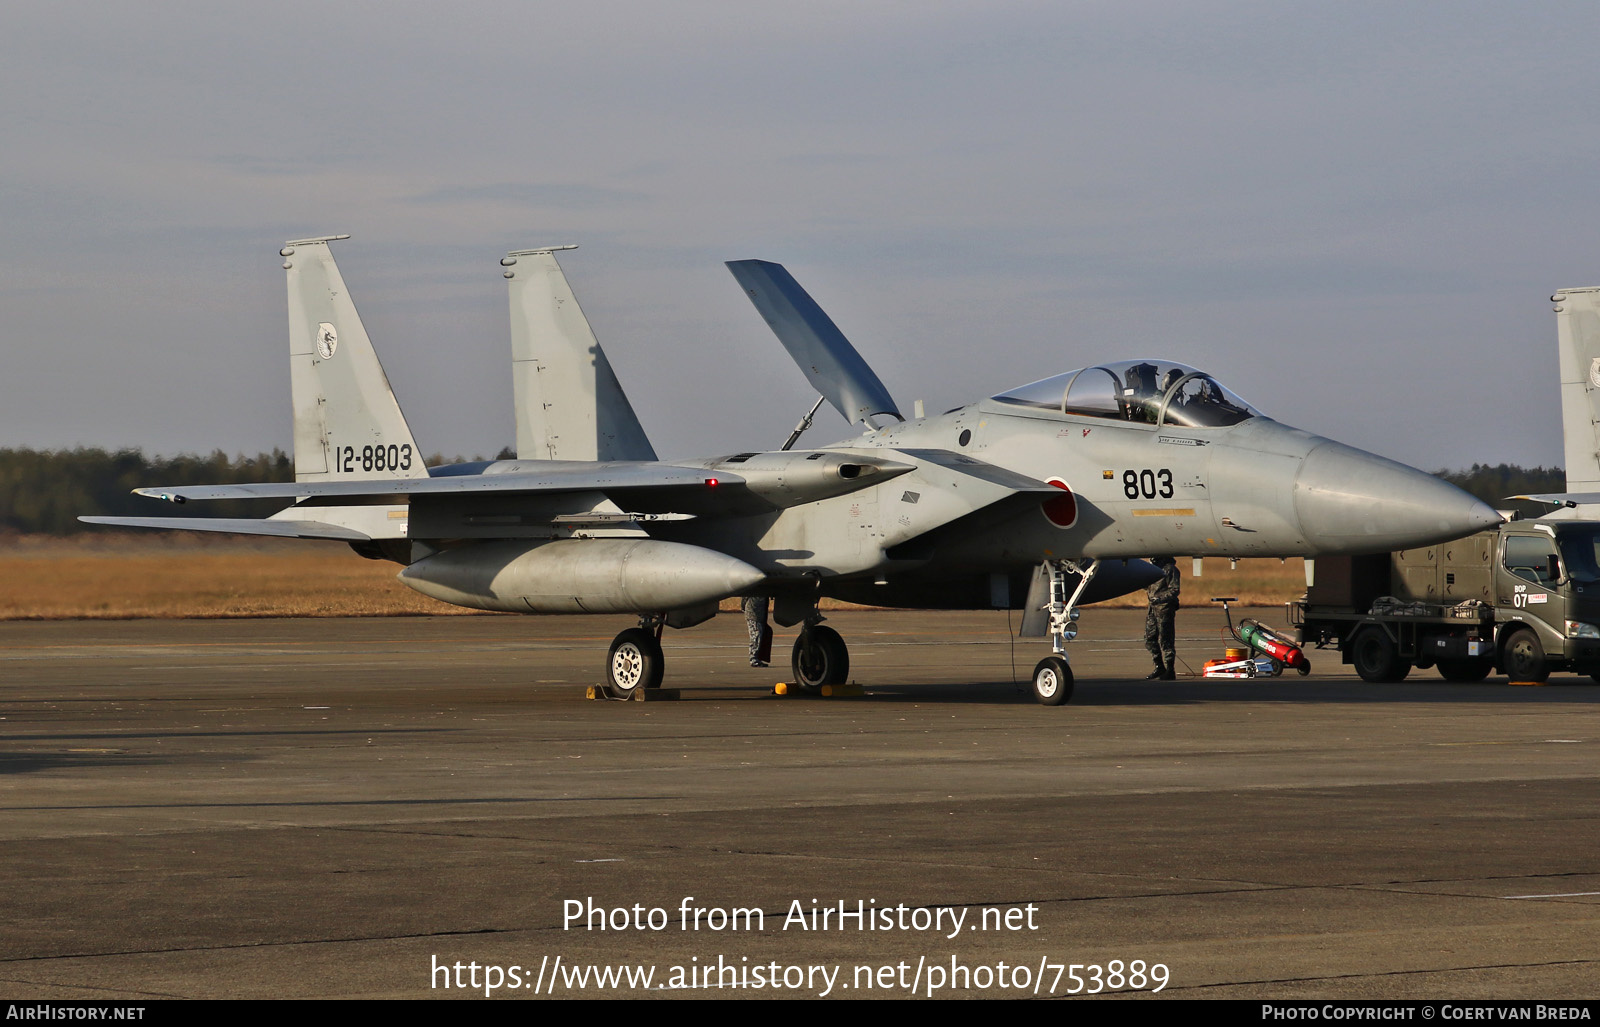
[281,236,425,482]
[503,246,657,462]
[1556,286,1600,492]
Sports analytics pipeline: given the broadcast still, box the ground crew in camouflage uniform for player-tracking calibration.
[742,594,771,667]
[1144,556,1180,680]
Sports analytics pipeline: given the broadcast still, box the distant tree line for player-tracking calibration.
[1432,464,1565,506]
[0,447,506,535]
[0,449,1570,536]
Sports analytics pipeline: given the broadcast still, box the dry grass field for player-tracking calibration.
[0,533,1310,619]
[0,533,467,619]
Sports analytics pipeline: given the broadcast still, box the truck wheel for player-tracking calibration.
[1351,629,1410,683]
[1502,628,1549,683]
[1436,658,1492,683]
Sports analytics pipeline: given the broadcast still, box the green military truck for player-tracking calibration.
[1290,518,1600,682]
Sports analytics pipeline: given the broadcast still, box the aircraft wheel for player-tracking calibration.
[607,628,664,697]
[1350,629,1410,683]
[1436,657,1493,683]
[1031,657,1073,705]
[791,626,849,691]
[1502,628,1549,683]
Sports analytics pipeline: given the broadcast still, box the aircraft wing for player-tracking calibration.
[117,448,1030,542]
[125,454,922,522]
[874,453,1062,562]
[725,260,902,427]
[131,462,729,503]
[78,516,372,541]
[890,449,1061,493]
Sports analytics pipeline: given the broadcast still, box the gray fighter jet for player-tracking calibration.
[84,237,1500,703]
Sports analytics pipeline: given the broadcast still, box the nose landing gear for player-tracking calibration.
[1031,655,1073,705]
[1026,558,1100,705]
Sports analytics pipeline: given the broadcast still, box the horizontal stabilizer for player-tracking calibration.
[726,260,901,428]
[78,516,371,541]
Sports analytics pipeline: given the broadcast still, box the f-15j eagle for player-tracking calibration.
[85,236,1500,703]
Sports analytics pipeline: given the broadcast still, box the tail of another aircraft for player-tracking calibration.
[502,246,657,462]
[1556,287,1600,493]
[282,235,426,482]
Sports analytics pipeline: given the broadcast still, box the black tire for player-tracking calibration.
[1350,629,1410,683]
[791,625,849,690]
[1502,628,1549,683]
[1436,658,1493,683]
[607,628,664,697]
[1031,656,1073,706]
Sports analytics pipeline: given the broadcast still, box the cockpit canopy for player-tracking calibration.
[992,360,1260,428]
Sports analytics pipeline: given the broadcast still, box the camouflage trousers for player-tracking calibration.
[742,595,769,660]
[1144,601,1177,668]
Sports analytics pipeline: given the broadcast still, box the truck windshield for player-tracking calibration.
[1505,534,1560,585]
[1557,530,1600,584]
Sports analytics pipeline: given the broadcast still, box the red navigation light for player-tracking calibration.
[705,477,719,487]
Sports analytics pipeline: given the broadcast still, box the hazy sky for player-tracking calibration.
[4,1,1596,471]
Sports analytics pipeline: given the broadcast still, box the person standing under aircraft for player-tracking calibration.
[1145,556,1181,680]
[742,595,773,668]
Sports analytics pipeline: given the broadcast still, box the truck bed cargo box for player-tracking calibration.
[1391,531,1496,603]
[1306,554,1389,611]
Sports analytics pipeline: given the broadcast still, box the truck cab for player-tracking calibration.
[1494,521,1600,680]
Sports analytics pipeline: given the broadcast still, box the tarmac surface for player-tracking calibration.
[2,606,1598,1000]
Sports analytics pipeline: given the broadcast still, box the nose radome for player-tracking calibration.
[1293,441,1502,553]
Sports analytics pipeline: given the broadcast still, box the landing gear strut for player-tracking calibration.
[606,617,665,698]
[1030,559,1099,706]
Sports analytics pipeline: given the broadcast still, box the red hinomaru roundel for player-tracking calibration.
[1042,478,1076,528]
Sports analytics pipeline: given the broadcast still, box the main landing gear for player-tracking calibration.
[605,618,665,698]
[1029,559,1100,706]
[601,608,855,698]
[791,619,849,692]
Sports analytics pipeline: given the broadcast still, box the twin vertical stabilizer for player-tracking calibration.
[1556,286,1600,493]
[283,236,426,482]
[503,247,657,462]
